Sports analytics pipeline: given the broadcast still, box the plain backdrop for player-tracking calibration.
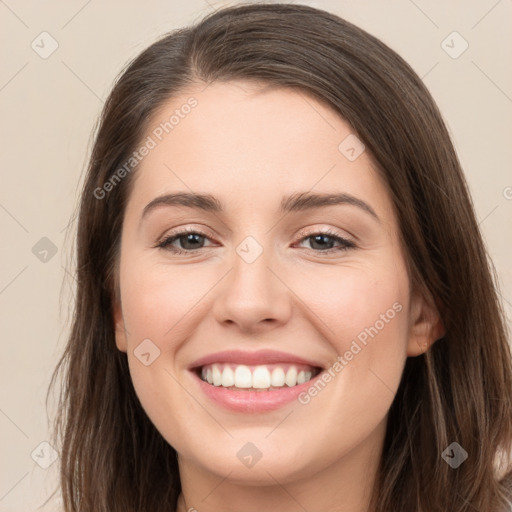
[0,1,511,510]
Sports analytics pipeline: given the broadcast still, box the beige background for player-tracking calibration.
[0,0,511,510]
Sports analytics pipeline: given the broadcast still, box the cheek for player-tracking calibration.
[118,258,201,441]
[291,261,410,407]
[291,261,409,347]
[119,259,213,340]
[118,260,223,419]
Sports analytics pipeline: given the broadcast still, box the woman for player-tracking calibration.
[48,3,512,511]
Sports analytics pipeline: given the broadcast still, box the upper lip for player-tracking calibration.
[188,349,325,370]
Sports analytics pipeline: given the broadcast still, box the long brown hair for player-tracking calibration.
[47,3,512,511]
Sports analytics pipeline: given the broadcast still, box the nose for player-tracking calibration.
[212,241,293,334]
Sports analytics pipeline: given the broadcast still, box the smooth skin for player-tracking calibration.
[113,80,444,512]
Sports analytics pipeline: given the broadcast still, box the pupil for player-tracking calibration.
[182,233,203,249]
[311,234,333,250]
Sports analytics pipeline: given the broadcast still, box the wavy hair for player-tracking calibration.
[47,3,512,511]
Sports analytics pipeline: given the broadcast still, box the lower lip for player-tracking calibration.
[191,370,323,413]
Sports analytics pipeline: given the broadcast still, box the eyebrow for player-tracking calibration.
[141,191,380,222]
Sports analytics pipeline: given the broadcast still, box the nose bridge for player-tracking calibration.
[213,233,291,331]
[234,234,272,292]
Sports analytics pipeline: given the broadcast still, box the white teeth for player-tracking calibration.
[221,366,235,387]
[200,363,317,390]
[212,364,222,386]
[271,367,286,387]
[234,365,252,388]
[285,367,298,387]
[252,366,271,388]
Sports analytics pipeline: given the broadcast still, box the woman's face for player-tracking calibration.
[113,80,441,488]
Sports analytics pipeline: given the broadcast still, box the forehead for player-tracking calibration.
[127,80,395,222]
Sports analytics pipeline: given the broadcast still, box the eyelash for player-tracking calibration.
[155,227,356,256]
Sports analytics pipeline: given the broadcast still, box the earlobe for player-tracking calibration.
[407,291,445,357]
[113,301,128,353]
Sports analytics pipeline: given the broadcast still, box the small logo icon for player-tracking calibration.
[236,236,263,264]
[236,442,263,468]
[134,338,161,366]
[441,442,468,468]
[338,134,365,161]
[31,237,58,263]
[441,31,469,59]
[31,441,58,469]
[31,31,59,59]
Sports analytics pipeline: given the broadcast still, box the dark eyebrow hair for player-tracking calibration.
[280,191,379,221]
[141,191,380,222]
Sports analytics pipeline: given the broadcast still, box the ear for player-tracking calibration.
[407,290,445,356]
[113,300,128,353]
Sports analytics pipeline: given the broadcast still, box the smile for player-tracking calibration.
[199,363,321,390]
[188,350,326,413]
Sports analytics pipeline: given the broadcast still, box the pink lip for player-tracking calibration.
[188,349,325,413]
[191,370,323,413]
[188,349,324,370]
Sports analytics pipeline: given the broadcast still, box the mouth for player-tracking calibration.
[194,363,323,391]
[188,349,325,413]
[188,350,326,413]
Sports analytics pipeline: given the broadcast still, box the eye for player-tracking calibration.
[156,227,215,255]
[295,228,356,254]
[155,227,356,255]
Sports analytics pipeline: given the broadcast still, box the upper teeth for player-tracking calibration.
[201,364,316,389]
